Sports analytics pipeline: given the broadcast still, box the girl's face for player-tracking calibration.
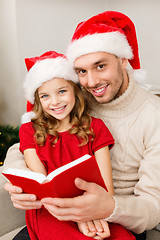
[38,78,75,127]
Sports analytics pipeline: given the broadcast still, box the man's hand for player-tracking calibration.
[41,178,115,222]
[4,182,42,210]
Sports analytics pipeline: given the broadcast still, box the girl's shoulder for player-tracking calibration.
[90,116,106,128]
[19,121,35,133]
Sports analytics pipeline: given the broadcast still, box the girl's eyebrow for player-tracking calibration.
[38,92,48,96]
[38,85,70,95]
[58,85,69,90]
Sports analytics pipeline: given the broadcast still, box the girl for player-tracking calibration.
[19,51,135,240]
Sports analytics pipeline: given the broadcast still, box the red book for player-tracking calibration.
[2,154,107,200]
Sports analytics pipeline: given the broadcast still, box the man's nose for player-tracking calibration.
[87,71,99,88]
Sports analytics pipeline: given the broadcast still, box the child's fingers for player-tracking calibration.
[97,220,110,238]
[93,236,103,239]
[100,219,110,233]
[77,222,96,237]
[87,220,97,233]
[93,219,104,233]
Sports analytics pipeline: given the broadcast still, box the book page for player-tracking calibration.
[47,154,91,181]
[3,168,47,183]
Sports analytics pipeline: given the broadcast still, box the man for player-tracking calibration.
[4,11,160,240]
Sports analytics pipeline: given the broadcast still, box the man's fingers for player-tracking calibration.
[42,201,81,221]
[10,195,42,210]
[41,196,82,208]
[11,193,37,202]
[12,200,42,210]
[4,181,22,193]
[75,178,102,193]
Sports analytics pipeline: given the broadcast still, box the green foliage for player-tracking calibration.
[0,125,20,166]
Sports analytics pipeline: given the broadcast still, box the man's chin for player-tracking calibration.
[93,95,112,104]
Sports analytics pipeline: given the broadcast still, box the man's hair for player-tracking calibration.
[31,81,94,146]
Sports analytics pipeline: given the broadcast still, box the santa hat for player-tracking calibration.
[66,11,145,81]
[21,51,78,124]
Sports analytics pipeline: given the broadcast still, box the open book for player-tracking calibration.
[2,154,107,200]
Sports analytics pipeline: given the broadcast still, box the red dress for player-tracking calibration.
[19,117,135,240]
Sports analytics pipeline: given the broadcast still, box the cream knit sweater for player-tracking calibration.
[89,71,160,233]
[3,71,160,234]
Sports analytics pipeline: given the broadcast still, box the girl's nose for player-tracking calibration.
[50,96,60,106]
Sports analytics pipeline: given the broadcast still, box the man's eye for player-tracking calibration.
[79,70,86,74]
[97,64,104,70]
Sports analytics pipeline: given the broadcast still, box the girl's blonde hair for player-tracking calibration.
[31,80,94,146]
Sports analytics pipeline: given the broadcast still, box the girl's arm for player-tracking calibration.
[94,145,114,195]
[24,149,47,176]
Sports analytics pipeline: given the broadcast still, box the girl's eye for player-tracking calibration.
[41,94,48,99]
[59,89,66,94]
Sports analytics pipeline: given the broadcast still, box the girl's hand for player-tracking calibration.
[4,181,42,210]
[77,219,110,239]
[77,221,96,238]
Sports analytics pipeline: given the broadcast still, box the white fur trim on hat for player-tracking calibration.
[133,69,146,83]
[23,57,78,104]
[66,32,133,65]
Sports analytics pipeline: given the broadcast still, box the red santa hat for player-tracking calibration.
[66,11,145,81]
[21,51,78,124]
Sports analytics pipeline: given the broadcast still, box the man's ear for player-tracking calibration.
[120,58,128,69]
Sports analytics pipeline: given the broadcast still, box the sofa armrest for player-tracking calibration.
[0,167,25,237]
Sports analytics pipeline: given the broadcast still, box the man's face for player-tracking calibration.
[74,52,128,104]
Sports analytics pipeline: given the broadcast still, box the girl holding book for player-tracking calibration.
[19,51,135,240]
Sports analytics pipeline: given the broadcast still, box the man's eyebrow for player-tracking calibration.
[74,66,83,71]
[74,58,107,70]
[94,58,107,65]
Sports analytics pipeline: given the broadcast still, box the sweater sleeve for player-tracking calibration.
[108,102,160,233]
[2,143,31,172]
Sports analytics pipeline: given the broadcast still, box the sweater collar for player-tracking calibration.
[90,70,146,118]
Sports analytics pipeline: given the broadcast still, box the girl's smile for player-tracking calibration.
[50,105,67,113]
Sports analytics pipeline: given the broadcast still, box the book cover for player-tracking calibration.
[2,154,107,200]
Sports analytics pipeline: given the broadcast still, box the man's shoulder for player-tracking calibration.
[140,87,160,110]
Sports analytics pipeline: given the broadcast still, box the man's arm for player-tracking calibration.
[3,143,29,171]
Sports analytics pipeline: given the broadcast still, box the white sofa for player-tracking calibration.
[0,166,160,240]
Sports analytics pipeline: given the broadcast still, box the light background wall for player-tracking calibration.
[0,0,160,125]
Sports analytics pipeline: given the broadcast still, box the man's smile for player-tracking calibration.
[92,84,109,97]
